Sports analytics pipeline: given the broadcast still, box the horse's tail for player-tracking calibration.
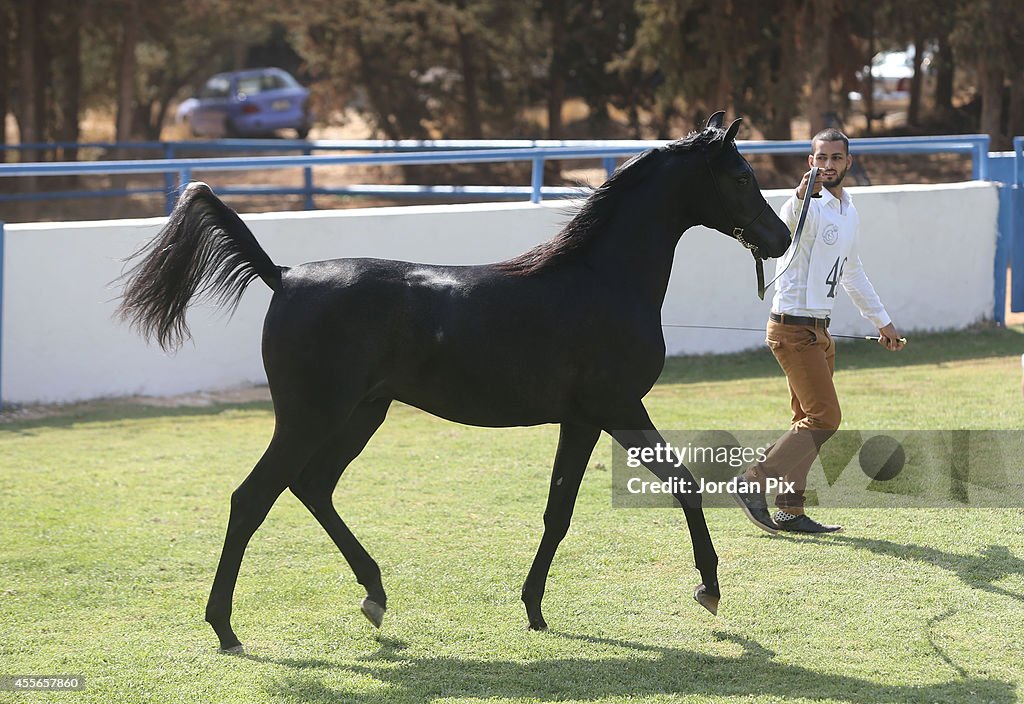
[117,181,283,352]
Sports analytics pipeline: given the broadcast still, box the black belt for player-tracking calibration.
[770,312,830,329]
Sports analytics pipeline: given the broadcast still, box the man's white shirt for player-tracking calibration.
[773,187,890,328]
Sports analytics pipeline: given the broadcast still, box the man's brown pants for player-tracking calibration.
[747,320,841,512]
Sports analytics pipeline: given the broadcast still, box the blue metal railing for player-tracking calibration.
[1010,138,1024,315]
[0,220,4,409]
[0,135,994,215]
[0,145,657,212]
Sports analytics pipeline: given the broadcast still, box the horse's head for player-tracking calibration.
[687,111,791,260]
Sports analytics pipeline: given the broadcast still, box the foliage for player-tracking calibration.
[278,0,545,139]
[1,0,1022,149]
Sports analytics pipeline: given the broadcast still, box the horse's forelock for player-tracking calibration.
[668,127,726,154]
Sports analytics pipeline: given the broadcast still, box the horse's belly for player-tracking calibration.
[391,375,565,428]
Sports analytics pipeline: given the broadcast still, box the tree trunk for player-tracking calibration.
[57,9,82,161]
[628,103,641,139]
[543,0,567,186]
[908,33,925,127]
[978,58,1006,150]
[0,3,9,163]
[546,0,567,140]
[16,0,39,162]
[454,2,483,139]
[933,34,954,114]
[807,0,834,136]
[134,102,157,140]
[761,7,799,175]
[231,40,246,71]
[1009,69,1024,141]
[116,0,141,146]
[863,10,875,135]
[32,0,48,148]
[352,34,402,141]
[713,60,731,121]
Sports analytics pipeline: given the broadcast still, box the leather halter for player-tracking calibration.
[705,151,816,300]
[704,151,770,298]
[704,151,769,258]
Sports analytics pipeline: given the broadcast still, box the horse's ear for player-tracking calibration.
[724,117,743,143]
[705,111,726,130]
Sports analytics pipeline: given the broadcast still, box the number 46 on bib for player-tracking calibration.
[826,256,847,298]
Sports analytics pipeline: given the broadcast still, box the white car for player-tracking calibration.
[849,48,930,104]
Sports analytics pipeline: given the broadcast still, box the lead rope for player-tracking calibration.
[660,322,905,344]
[756,166,818,300]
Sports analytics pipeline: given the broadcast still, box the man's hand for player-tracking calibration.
[878,323,906,351]
[796,169,825,200]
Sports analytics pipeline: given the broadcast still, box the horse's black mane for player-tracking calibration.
[498,127,726,275]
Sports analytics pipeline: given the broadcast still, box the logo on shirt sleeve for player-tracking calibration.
[822,224,839,245]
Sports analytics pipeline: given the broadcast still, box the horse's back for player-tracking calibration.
[263,256,664,426]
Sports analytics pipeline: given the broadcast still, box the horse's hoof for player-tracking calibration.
[219,644,245,655]
[527,620,548,632]
[361,598,386,628]
[693,584,720,616]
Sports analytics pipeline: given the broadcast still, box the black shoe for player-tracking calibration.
[773,512,843,534]
[731,481,779,535]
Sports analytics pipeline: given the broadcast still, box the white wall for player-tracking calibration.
[0,181,997,404]
[668,181,997,354]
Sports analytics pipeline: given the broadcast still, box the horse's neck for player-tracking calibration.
[582,203,691,310]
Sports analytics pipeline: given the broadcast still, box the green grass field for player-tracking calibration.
[2,326,1023,703]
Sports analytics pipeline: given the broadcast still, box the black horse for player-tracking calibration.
[118,112,790,653]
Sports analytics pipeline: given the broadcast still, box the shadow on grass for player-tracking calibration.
[0,398,273,433]
[252,630,1014,704]
[790,533,1024,604]
[658,325,1024,385]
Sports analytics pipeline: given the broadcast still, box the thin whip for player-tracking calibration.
[661,323,905,344]
[757,166,818,299]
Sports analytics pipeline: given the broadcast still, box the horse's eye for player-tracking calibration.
[737,176,751,185]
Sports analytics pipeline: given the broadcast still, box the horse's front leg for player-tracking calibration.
[608,410,720,615]
[522,422,601,630]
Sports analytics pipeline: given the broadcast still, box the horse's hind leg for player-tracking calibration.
[522,422,601,631]
[204,423,327,653]
[289,398,391,629]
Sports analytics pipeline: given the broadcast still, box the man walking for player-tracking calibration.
[733,128,905,534]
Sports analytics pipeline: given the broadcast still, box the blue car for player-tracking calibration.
[189,68,313,139]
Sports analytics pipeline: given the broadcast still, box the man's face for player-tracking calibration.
[809,139,852,189]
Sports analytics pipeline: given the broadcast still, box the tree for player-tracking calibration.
[805,0,836,136]
[871,0,959,128]
[132,1,274,140]
[620,0,820,139]
[541,0,568,139]
[0,1,11,162]
[555,0,640,135]
[952,0,1024,149]
[15,0,41,161]
[287,0,543,140]
[53,3,83,160]
[617,0,738,136]
[453,0,483,139]
[732,1,803,140]
[115,0,141,145]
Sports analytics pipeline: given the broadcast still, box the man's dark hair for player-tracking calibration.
[811,128,849,154]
